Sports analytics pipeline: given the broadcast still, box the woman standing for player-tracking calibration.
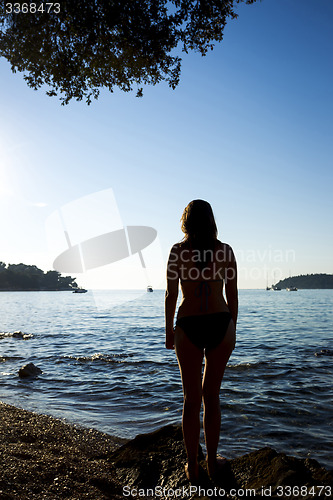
[165,200,238,481]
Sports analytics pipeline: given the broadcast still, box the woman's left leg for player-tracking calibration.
[174,325,204,480]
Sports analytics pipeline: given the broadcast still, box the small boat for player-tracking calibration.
[265,274,271,290]
[73,287,87,293]
[147,285,153,293]
[286,287,298,291]
[271,272,281,290]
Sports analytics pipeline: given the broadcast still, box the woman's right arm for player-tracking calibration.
[165,245,179,349]
[225,245,238,329]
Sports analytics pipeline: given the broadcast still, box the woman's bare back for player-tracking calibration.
[173,240,234,318]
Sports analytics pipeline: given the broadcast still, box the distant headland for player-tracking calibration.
[0,262,77,291]
[275,274,333,289]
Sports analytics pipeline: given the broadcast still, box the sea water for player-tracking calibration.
[0,289,332,470]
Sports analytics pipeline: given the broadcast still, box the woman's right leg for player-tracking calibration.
[202,321,236,476]
[174,325,204,480]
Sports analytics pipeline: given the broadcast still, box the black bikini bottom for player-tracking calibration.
[176,312,232,351]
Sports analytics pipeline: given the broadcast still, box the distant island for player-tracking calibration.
[275,273,333,289]
[0,262,78,291]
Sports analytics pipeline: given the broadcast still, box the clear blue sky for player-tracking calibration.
[1,0,332,289]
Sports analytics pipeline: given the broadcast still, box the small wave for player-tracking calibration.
[0,355,24,363]
[227,361,270,371]
[126,326,164,334]
[0,331,33,340]
[61,353,172,371]
[64,352,132,364]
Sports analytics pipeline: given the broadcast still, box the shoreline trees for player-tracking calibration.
[275,274,333,290]
[0,262,77,291]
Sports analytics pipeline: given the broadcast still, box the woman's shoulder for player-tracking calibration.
[215,239,232,251]
[171,240,191,252]
[215,240,235,261]
[170,242,182,252]
[168,242,183,260]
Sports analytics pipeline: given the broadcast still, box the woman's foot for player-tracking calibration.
[184,462,199,482]
[206,454,228,478]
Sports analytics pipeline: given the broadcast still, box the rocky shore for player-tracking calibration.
[0,402,332,499]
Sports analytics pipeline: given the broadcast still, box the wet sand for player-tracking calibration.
[0,402,126,499]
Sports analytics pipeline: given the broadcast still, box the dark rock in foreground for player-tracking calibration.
[315,349,333,357]
[0,402,332,499]
[229,448,332,498]
[109,426,332,499]
[109,425,192,493]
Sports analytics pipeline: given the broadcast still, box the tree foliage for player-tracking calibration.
[0,261,77,290]
[0,0,257,104]
[275,274,333,290]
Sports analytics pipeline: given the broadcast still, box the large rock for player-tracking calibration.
[230,447,333,498]
[18,362,42,378]
[109,425,194,491]
[107,425,333,499]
